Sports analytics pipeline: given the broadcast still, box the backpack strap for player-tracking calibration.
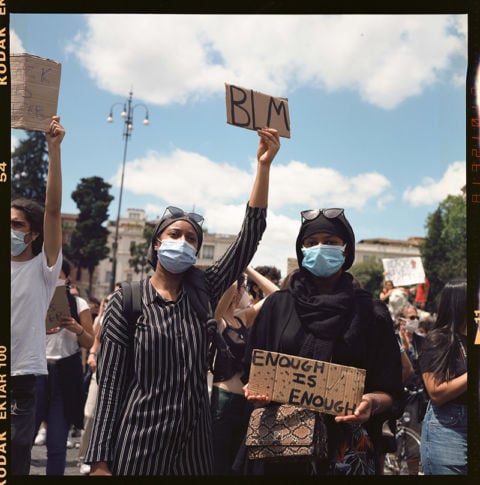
[121,280,142,347]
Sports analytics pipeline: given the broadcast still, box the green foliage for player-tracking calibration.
[64,176,114,292]
[128,223,155,278]
[11,131,48,203]
[420,194,466,309]
[350,257,384,296]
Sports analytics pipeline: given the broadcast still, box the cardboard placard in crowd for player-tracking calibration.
[11,53,62,132]
[225,83,290,138]
[45,281,71,332]
[248,349,366,416]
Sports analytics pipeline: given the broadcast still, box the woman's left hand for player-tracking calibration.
[334,397,373,424]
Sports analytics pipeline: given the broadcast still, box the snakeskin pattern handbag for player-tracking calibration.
[245,403,328,462]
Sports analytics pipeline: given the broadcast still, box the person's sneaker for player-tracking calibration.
[79,463,91,475]
[34,428,46,446]
[66,439,74,449]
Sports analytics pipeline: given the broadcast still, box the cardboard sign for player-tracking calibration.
[382,256,425,287]
[11,53,62,132]
[45,282,71,331]
[248,349,366,416]
[225,83,290,138]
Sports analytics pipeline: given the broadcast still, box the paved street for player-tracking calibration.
[30,431,84,476]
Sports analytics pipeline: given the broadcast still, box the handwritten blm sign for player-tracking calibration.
[248,349,366,416]
[382,256,425,287]
[11,53,62,132]
[225,83,291,138]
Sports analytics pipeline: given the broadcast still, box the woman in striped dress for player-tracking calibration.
[85,128,280,475]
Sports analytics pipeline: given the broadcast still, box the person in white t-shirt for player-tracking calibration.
[34,258,94,475]
[10,116,65,476]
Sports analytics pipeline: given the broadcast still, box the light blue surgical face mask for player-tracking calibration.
[157,239,197,274]
[301,244,346,278]
[11,229,31,256]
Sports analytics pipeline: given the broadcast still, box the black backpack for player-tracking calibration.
[120,267,233,372]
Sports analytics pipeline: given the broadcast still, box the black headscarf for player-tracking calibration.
[288,269,373,366]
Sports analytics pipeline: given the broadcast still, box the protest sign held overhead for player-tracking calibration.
[382,256,425,287]
[11,53,62,132]
[225,83,290,138]
[248,349,366,416]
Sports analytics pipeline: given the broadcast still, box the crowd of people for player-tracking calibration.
[11,116,470,477]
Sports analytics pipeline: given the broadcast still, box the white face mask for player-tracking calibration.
[405,318,420,333]
[11,229,31,256]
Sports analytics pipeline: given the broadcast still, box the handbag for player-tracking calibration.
[245,403,328,462]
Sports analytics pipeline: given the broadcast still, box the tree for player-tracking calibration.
[128,223,155,279]
[420,194,466,309]
[350,257,384,296]
[11,130,48,202]
[64,177,114,294]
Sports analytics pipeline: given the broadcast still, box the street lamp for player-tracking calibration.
[107,90,150,292]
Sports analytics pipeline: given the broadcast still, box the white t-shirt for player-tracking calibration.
[11,248,62,376]
[46,293,90,360]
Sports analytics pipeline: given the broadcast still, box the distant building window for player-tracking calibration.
[126,273,133,283]
[202,245,214,259]
[105,271,111,284]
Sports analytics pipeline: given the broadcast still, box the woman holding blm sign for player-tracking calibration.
[241,208,405,476]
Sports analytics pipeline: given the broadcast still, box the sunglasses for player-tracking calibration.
[162,206,204,226]
[301,208,344,223]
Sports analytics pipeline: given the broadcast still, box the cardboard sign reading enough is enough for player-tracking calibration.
[248,349,366,416]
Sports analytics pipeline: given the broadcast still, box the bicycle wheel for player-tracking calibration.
[395,426,422,475]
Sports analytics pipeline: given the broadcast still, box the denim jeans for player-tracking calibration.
[10,375,37,475]
[35,361,70,475]
[420,400,467,475]
[210,385,253,475]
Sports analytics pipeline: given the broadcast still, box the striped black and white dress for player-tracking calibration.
[85,205,266,475]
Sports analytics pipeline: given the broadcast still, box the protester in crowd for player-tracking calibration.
[84,127,280,476]
[395,303,426,475]
[241,208,405,476]
[419,278,467,475]
[210,266,279,475]
[10,116,65,476]
[247,265,281,305]
[379,279,395,304]
[414,277,430,311]
[34,258,94,475]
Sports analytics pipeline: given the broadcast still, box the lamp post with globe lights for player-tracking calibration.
[107,91,150,292]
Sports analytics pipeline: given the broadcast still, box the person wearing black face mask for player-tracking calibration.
[85,128,280,476]
[241,209,405,476]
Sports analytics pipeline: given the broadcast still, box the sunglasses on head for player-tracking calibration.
[301,208,344,223]
[162,206,204,226]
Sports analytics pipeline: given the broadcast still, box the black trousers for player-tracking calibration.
[10,375,37,475]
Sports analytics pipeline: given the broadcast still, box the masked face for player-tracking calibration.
[301,244,346,278]
[405,318,420,333]
[157,239,197,274]
[11,229,31,257]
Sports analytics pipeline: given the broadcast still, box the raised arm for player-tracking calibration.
[248,128,280,208]
[43,115,65,266]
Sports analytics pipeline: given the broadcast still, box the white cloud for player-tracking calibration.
[402,161,465,206]
[114,149,393,277]
[11,135,20,151]
[9,29,25,53]
[68,14,467,110]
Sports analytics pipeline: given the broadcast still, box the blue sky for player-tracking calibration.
[10,13,467,277]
